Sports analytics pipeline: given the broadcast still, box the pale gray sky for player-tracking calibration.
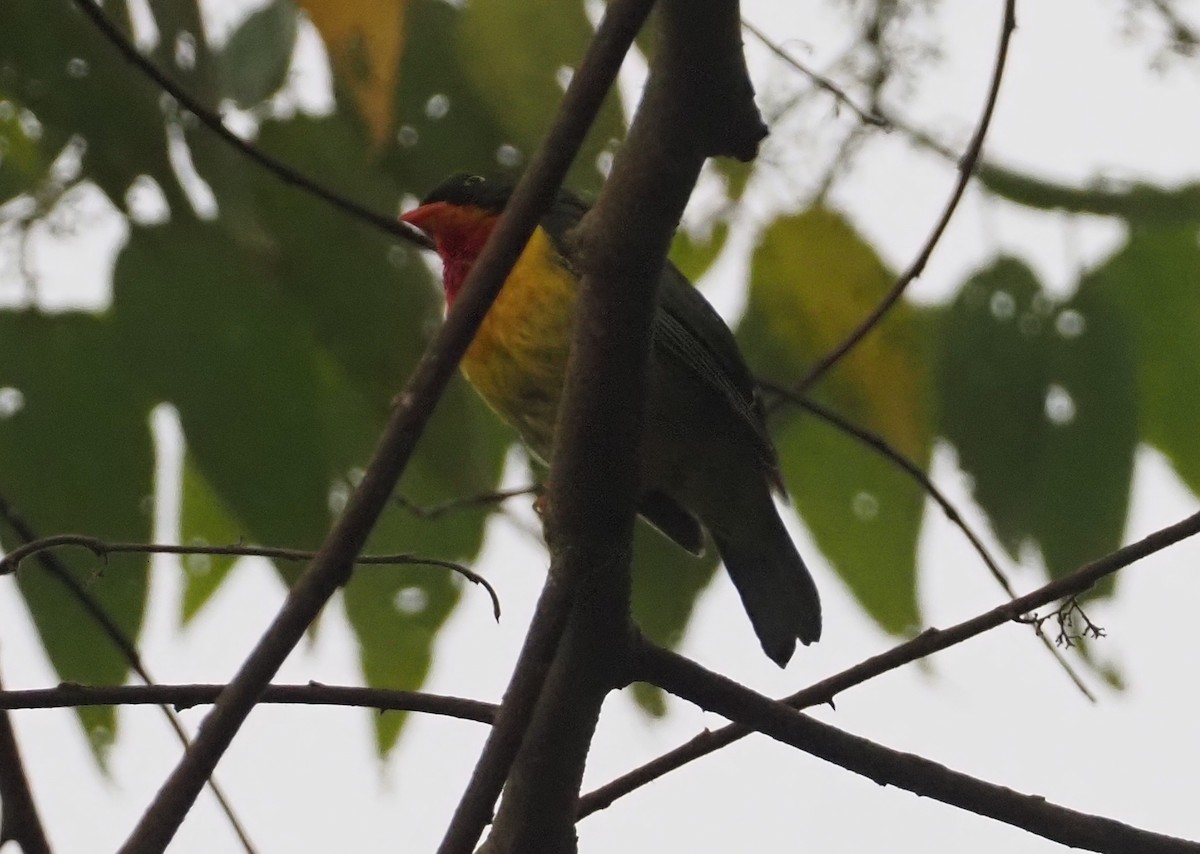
[2,1,1199,851]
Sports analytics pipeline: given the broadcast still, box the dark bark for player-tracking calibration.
[476,2,765,852]
[0,667,51,854]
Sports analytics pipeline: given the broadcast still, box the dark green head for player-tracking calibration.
[419,173,514,215]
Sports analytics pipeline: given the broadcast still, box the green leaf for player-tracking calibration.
[344,384,509,755]
[383,0,527,188]
[395,0,623,194]
[111,222,337,566]
[179,454,243,623]
[0,0,184,211]
[670,221,729,283]
[0,95,48,203]
[215,0,299,109]
[247,113,439,401]
[185,101,515,752]
[1084,227,1200,497]
[739,208,929,634]
[937,258,1137,590]
[0,312,152,757]
[630,519,720,717]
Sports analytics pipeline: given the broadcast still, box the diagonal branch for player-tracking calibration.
[791,0,1016,395]
[114,0,648,848]
[634,640,1200,854]
[0,665,51,854]
[0,495,256,852]
[579,509,1200,818]
[761,381,1094,700]
[741,17,888,128]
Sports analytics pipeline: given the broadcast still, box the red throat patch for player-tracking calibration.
[400,202,499,307]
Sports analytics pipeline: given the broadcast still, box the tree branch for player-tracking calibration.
[455,2,768,851]
[634,640,1200,854]
[762,382,1094,700]
[0,683,496,724]
[0,666,51,854]
[791,0,1016,395]
[393,486,539,520]
[580,509,1200,818]
[0,534,500,621]
[0,496,257,852]
[741,17,889,128]
[114,0,649,846]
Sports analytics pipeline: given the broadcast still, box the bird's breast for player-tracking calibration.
[461,226,577,460]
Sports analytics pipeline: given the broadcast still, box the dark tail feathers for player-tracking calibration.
[711,521,821,667]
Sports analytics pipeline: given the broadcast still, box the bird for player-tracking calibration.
[400,173,821,666]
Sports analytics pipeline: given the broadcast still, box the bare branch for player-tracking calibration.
[457,2,768,851]
[0,683,496,724]
[580,509,1200,818]
[394,486,539,520]
[68,0,431,249]
[0,666,51,854]
[634,640,1200,854]
[0,534,500,621]
[741,17,889,128]
[0,497,257,853]
[793,0,1017,394]
[761,381,1095,700]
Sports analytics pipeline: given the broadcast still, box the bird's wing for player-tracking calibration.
[653,263,780,477]
[538,190,780,479]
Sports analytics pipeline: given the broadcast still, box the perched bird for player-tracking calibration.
[400,173,821,666]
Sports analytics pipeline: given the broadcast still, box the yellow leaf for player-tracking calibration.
[739,208,932,633]
[748,207,928,459]
[296,0,406,147]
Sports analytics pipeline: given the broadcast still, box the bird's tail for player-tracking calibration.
[711,511,822,667]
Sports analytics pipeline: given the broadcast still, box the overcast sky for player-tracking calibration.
[2,0,1199,851]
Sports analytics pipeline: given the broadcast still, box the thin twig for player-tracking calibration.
[68,0,431,249]
[792,0,1017,395]
[741,18,889,128]
[760,381,1095,701]
[579,509,1200,818]
[0,534,500,621]
[394,485,539,520]
[0,683,496,723]
[634,640,1200,854]
[0,498,257,853]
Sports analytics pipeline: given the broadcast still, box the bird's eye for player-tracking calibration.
[465,175,484,186]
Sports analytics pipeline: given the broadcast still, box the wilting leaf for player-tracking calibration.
[739,208,929,634]
[296,0,407,146]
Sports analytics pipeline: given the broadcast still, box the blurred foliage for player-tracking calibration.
[740,209,929,633]
[0,0,1199,761]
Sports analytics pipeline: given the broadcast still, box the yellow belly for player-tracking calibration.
[461,226,577,461]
